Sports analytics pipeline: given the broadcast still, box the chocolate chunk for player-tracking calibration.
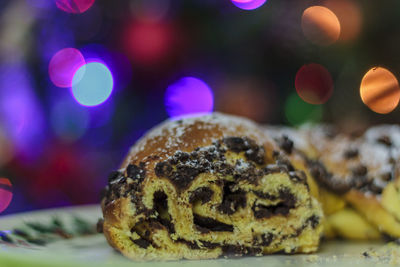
[377,135,392,147]
[252,190,296,219]
[200,240,219,249]
[154,162,173,178]
[277,135,294,154]
[306,215,320,229]
[153,191,175,233]
[218,182,247,215]
[352,165,368,177]
[177,239,200,249]
[252,190,278,200]
[308,160,352,194]
[343,149,358,159]
[253,233,274,246]
[177,239,219,250]
[127,164,146,181]
[107,171,122,183]
[193,214,234,232]
[381,172,393,182]
[189,187,214,204]
[223,137,249,152]
[130,237,151,249]
[221,245,262,257]
[275,157,295,172]
[245,146,266,165]
[289,171,307,183]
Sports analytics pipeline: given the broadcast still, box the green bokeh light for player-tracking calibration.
[284,93,323,126]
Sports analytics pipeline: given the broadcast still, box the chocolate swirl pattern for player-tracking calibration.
[100,113,323,261]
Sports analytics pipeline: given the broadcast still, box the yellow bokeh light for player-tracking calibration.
[301,6,341,46]
[360,67,400,114]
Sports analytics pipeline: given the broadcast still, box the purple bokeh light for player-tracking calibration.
[49,48,86,88]
[164,77,214,118]
[231,0,267,10]
[0,63,45,159]
[56,0,95,14]
[71,61,114,107]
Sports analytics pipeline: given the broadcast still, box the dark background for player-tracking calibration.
[1,0,399,215]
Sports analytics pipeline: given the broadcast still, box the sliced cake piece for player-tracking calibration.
[100,113,323,261]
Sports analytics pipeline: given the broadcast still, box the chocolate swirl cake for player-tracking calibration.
[266,124,400,240]
[99,113,323,260]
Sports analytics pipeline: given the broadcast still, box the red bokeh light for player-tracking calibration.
[121,21,174,65]
[295,63,334,105]
[0,178,13,213]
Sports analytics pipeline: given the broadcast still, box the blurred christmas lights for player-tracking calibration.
[231,0,267,10]
[323,0,362,42]
[215,78,275,122]
[360,67,400,114]
[49,48,86,88]
[165,77,214,118]
[285,93,323,126]
[56,0,95,14]
[0,178,13,213]
[51,97,90,142]
[0,63,45,157]
[301,6,341,46]
[295,63,334,105]
[122,21,174,65]
[71,61,114,107]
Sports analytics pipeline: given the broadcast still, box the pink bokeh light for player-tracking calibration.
[0,178,13,213]
[49,48,86,88]
[231,0,267,10]
[56,0,95,14]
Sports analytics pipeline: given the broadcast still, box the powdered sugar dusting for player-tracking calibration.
[125,112,272,167]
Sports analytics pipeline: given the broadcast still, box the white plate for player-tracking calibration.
[0,205,396,267]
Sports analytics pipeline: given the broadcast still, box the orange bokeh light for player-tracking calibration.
[360,67,400,114]
[323,0,362,42]
[301,6,341,46]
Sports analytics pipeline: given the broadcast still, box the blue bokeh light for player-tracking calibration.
[231,0,267,10]
[51,97,90,142]
[71,62,114,107]
[164,77,214,118]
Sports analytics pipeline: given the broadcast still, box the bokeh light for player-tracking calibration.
[165,77,214,118]
[301,6,341,46]
[360,67,400,114]
[56,0,95,14]
[51,97,90,142]
[0,178,13,213]
[0,63,45,158]
[49,48,86,88]
[71,61,114,107]
[323,0,362,42]
[231,0,267,10]
[215,78,276,122]
[122,22,174,65]
[295,63,334,105]
[285,93,323,126]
